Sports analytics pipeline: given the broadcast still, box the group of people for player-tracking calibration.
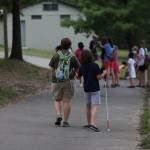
[127,40,148,88]
[88,35,120,88]
[49,37,107,132]
[49,36,149,132]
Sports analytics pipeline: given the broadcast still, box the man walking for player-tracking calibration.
[49,38,80,127]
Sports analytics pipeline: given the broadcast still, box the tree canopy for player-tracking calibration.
[62,0,150,49]
[0,0,150,54]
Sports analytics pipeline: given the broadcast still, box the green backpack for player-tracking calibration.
[56,51,74,81]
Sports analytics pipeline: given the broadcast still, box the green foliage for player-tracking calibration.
[62,0,150,49]
[0,84,18,107]
[138,86,150,149]
[0,58,51,107]
[139,135,150,149]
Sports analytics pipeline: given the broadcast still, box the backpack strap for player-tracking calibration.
[57,51,74,60]
[56,51,75,81]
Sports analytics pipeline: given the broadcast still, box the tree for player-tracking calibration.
[9,0,23,60]
[0,0,43,60]
[0,0,11,59]
[61,0,150,49]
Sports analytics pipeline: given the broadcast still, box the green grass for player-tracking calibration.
[0,59,51,107]
[22,48,55,58]
[0,84,19,107]
[118,49,128,63]
[0,46,55,58]
[138,85,150,149]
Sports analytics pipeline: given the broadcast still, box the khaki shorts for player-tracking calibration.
[51,80,75,102]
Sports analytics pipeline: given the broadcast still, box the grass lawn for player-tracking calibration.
[0,59,51,107]
[138,85,150,149]
[22,48,55,58]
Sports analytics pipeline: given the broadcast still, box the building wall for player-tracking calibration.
[0,14,12,48]
[0,18,3,44]
[0,2,91,51]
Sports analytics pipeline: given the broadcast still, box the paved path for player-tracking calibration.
[0,52,50,68]
[0,51,144,150]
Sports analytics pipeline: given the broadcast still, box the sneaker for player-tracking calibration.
[127,86,135,88]
[90,125,100,132]
[111,84,115,88]
[55,115,62,126]
[63,121,70,127]
[83,125,91,128]
[103,85,108,88]
[115,84,120,87]
[136,84,141,87]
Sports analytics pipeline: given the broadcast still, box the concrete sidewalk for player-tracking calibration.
[0,51,144,150]
[0,51,50,69]
[0,82,143,150]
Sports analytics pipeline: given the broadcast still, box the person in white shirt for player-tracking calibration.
[127,52,136,88]
[137,40,148,87]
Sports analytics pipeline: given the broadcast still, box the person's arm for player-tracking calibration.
[50,67,55,78]
[98,41,103,50]
[75,69,80,79]
[97,70,107,80]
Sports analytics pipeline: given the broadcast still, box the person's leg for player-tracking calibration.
[130,78,135,86]
[90,104,99,126]
[104,62,110,87]
[106,68,110,87]
[86,104,91,125]
[63,100,71,122]
[54,100,62,116]
[83,92,92,127]
[143,69,147,86]
[114,62,120,86]
[89,91,101,132]
[54,100,63,125]
[115,72,120,86]
[138,71,142,86]
[110,62,115,87]
[52,83,63,125]
[62,80,74,127]
[110,68,115,87]
[132,79,135,86]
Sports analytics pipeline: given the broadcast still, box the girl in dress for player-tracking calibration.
[127,52,136,88]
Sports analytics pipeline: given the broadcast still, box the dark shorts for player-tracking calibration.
[138,64,148,72]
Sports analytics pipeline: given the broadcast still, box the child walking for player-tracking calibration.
[127,52,136,88]
[76,50,107,132]
[75,42,84,87]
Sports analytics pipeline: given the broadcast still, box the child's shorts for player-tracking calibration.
[84,91,101,105]
[104,61,114,69]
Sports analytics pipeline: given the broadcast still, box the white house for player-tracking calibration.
[0,1,91,51]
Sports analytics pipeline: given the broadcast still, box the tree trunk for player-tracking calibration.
[10,0,23,60]
[3,7,8,59]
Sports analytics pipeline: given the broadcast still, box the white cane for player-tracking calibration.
[104,78,110,132]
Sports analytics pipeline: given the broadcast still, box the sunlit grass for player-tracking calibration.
[22,48,55,58]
